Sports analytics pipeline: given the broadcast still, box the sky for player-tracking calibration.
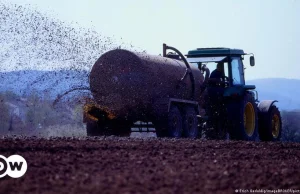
[3,0,300,80]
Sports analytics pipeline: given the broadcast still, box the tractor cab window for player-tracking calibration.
[200,62,229,76]
[231,58,245,85]
[187,56,229,80]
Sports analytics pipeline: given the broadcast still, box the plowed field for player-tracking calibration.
[0,137,299,194]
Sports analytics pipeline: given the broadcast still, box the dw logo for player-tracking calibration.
[0,155,27,178]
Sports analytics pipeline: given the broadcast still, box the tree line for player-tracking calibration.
[0,91,83,135]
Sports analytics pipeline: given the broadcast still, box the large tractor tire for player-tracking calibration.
[154,105,183,138]
[228,94,258,141]
[258,105,282,141]
[182,106,199,138]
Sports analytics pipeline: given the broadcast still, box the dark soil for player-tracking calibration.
[0,137,299,194]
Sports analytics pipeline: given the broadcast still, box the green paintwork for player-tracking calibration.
[223,85,256,97]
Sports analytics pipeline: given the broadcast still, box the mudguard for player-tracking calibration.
[257,100,278,113]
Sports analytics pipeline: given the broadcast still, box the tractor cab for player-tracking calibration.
[162,44,281,141]
[185,48,259,139]
[186,48,256,98]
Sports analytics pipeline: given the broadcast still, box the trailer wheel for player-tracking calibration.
[154,105,183,138]
[258,105,282,141]
[167,105,183,138]
[228,94,258,141]
[182,106,199,138]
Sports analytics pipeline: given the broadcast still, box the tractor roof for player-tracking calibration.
[186,47,245,58]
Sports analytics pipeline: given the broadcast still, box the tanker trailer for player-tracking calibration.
[83,44,206,137]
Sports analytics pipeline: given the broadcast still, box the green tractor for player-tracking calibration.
[185,47,282,141]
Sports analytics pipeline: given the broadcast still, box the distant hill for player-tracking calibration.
[247,78,300,111]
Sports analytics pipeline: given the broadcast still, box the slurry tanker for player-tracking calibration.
[83,44,282,141]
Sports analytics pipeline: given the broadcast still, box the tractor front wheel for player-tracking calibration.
[258,105,282,141]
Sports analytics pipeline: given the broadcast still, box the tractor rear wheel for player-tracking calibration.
[182,106,199,138]
[228,94,258,141]
[258,105,282,141]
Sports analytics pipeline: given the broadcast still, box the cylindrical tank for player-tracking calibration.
[89,49,204,121]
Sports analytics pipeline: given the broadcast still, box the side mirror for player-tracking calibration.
[250,56,255,66]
